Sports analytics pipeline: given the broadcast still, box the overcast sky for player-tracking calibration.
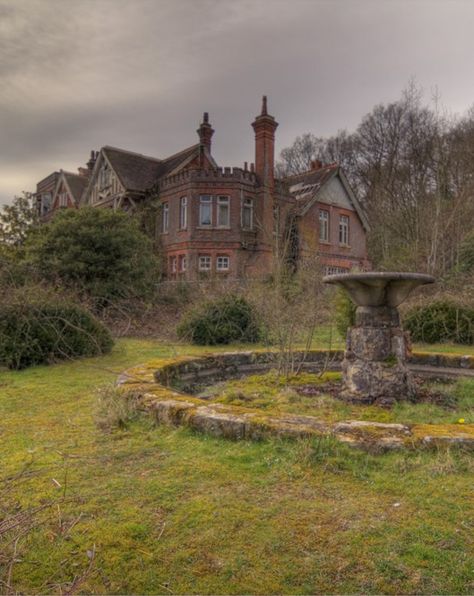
[1,0,474,205]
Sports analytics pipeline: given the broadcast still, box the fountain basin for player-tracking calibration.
[324,272,435,403]
[323,272,435,307]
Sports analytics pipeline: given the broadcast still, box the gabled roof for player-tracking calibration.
[52,170,89,206]
[63,172,89,203]
[101,143,211,193]
[102,146,164,192]
[284,164,370,232]
[285,163,339,209]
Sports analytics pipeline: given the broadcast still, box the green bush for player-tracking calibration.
[333,287,356,338]
[25,208,159,306]
[404,300,474,345]
[177,295,261,345]
[0,295,114,369]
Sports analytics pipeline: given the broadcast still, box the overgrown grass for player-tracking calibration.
[1,338,473,594]
[206,371,474,424]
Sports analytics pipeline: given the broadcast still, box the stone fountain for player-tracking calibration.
[324,272,435,404]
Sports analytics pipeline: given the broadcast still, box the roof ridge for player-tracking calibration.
[63,170,88,178]
[162,143,199,163]
[283,162,338,180]
[103,145,163,163]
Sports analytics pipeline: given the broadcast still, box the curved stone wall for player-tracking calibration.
[117,349,474,452]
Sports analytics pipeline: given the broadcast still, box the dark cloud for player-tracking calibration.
[1,0,474,203]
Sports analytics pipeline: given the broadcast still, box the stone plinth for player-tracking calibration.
[324,272,435,403]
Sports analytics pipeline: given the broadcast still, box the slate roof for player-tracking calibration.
[102,144,200,192]
[284,163,339,213]
[63,172,89,203]
[283,163,370,231]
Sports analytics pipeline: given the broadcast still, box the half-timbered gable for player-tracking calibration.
[51,170,88,211]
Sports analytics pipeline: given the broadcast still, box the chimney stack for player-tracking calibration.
[197,112,214,153]
[87,150,98,173]
[251,95,278,189]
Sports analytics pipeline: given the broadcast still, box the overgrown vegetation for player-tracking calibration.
[0,287,113,369]
[177,294,261,345]
[1,338,473,594]
[405,300,474,345]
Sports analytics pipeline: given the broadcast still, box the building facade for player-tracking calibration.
[35,98,370,278]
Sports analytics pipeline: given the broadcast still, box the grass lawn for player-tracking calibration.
[1,338,473,594]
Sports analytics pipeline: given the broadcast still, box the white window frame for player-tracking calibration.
[216,255,230,271]
[199,195,212,227]
[217,196,230,227]
[319,209,329,242]
[162,202,169,233]
[242,198,253,230]
[339,215,349,245]
[179,196,187,229]
[198,255,212,271]
[180,255,187,272]
[171,256,177,274]
[59,192,68,207]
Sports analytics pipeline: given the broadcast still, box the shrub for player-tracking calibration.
[0,293,114,369]
[177,295,261,345]
[333,287,356,338]
[404,300,474,345]
[25,208,159,306]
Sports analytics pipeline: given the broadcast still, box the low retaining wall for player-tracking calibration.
[117,349,474,452]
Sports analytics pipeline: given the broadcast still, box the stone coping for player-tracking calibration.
[117,349,474,452]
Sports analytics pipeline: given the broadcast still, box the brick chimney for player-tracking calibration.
[197,112,214,153]
[252,96,278,189]
[87,150,98,173]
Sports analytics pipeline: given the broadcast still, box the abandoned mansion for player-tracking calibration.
[34,97,370,279]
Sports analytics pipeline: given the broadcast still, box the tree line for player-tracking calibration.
[277,83,474,278]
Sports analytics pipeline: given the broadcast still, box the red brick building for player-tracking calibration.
[36,97,370,278]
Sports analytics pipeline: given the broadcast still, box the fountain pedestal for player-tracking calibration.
[324,273,435,404]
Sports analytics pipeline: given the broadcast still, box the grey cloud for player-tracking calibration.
[1,0,474,204]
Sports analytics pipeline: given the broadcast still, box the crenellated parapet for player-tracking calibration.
[159,167,258,189]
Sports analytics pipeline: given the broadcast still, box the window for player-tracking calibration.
[170,256,177,274]
[325,266,349,275]
[242,198,253,229]
[162,202,169,233]
[199,195,212,226]
[179,197,187,229]
[199,255,211,271]
[180,255,187,272]
[59,192,68,207]
[339,215,349,245]
[319,209,329,242]
[216,255,230,271]
[217,196,230,227]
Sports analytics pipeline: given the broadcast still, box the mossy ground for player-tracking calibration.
[1,338,473,594]
[206,371,474,425]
